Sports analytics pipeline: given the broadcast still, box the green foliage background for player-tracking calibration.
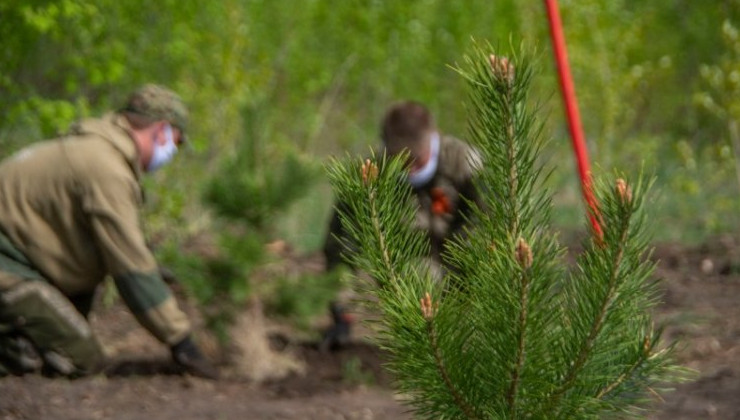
[2,0,739,251]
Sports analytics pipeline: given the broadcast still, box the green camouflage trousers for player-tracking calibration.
[0,278,104,377]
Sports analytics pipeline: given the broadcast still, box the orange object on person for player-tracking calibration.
[430,187,451,215]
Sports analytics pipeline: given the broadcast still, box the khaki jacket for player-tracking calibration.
[0,113,190,345]
[324,134,482,269]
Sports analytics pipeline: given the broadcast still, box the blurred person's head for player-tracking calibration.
[381,101,436,172]
[120,84,188,172]
[381,101,441,187]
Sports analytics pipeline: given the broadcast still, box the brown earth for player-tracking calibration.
[1,235,739,420]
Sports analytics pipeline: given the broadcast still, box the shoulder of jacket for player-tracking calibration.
[71,114,138,159]
[63,136,139,194]
[438,135,478,180]
[68,114,141,180]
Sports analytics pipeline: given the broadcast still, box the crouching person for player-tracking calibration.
[0,85,217,379]
[321,101,483,350]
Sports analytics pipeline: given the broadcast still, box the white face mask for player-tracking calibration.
[147,124,178,172]
[407,132,440,188]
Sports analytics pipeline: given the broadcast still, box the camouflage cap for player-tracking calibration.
[122,84,189,141]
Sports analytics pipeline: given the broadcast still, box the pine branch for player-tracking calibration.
[595,340,648,400]
[506,237,533,416]
[420,295,481,420]
[548,180,634,411]
[368,185,402,293]
[502,67,519,236]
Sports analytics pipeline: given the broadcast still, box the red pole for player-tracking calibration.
[544,0,603,238]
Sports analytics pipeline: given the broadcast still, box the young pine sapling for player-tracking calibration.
[327,43,689,419]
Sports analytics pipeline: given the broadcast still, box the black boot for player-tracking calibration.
[319,301,353,352]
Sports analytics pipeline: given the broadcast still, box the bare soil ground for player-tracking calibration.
[1,235,739,420]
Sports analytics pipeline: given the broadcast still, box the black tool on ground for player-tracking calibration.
[319,301,353,352]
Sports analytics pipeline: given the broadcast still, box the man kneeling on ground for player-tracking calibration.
[0,85,217,379]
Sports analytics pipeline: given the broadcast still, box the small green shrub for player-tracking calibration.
[194,114,323,339]
[266,270,345,330]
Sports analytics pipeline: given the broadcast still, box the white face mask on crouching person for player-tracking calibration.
[407,132,440,188]
[147,123,178,172]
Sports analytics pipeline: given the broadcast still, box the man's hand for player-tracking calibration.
[158,265,178,285]
[171,336,219,379]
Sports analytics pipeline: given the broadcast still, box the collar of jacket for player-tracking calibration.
[68,112,143,181]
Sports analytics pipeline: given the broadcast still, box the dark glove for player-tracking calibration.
[158,265,178,285]
[171,336,219,380]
